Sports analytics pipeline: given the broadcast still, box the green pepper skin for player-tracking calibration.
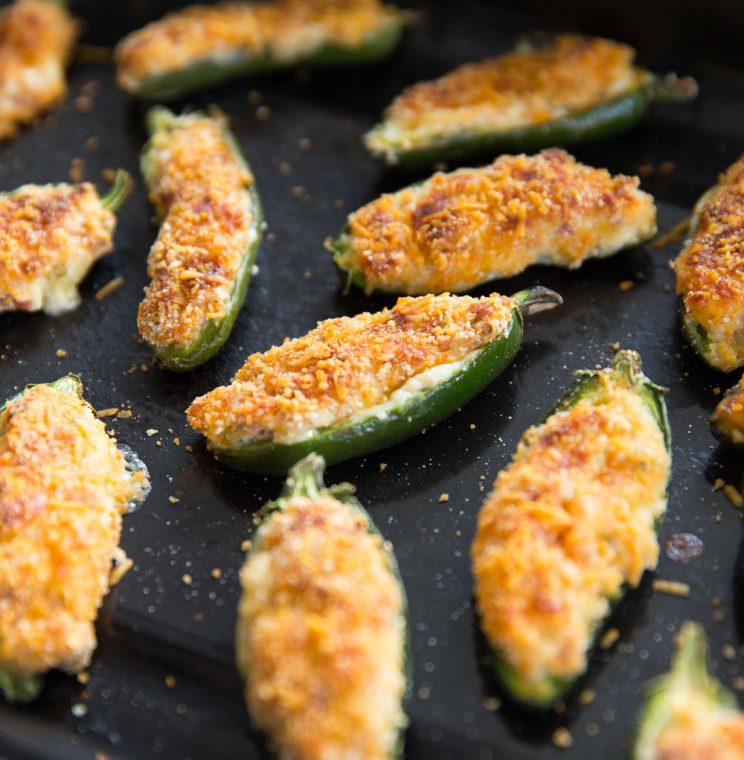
[632,622,739,760]
[485,350,670,710]
[140,108,263,372]
[239,454,410,758]
[209,287,561,475]
[128,16,405,102]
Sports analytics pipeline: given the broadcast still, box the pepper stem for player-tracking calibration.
[282,453,327,500]
[100,170,133,213]
[611,349,643,384]
[649,73,699,103]
[512,286,563,318]
[0,668,43,704]
[49,374,83,399]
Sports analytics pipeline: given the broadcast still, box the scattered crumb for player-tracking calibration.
[211,568,222,580]
[71,703,87,718]
[714,609,725,623]
[578,688,595,705]
[610,342,621,351]
[185,445,194,453]
[483,696,501,711]
[618,280,634,292]
[173,437,181,446]
[75,94,94,112]
[247,89,262,105]
[733,676,744,691]
[85,136,100,151]
[146,429,158,437]
[723,484,743,509]
[140,363,150,373]
[296,137,312,151]
[585,723,600,737]
[291,185,306,198]
[255,105,271,121]
[653,217,691,248]
[379,462,388,472]
[637,163,654,177]
[723,644,737,661]
[552,727,573,749]
[194,612,204,622]
[659,160,676,175]
[95,276,125,301]
[182,574,192,586]
[438,493,450,503]
[713,386,721,395]
[241,539,252,552]
[417,686,431,700]
[77,672,90,685]
[278,161,292,175]
[553,700,566,714]
[652,579,691,597]
[69,157,85,182]
[97,408,119,418]
[117,409,132,419]
[165,675,176,688]
[599,627,619,650]
[56,348,67,358]
[168,496,180,504]
[711,596,723,608]
[469,423,476,429]
[713,478,725,491]
[334,198,344,209]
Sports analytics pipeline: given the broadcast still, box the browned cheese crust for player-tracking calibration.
[0,385,148,677]
[137,113,256,351]
[0,183,117,315]
[116,0,397,91]
[710,374,744,444]
[187,292,514,446]
[0,0,77,140]
[472,376,669,696]
[674,155,744,371]
[340,149,656,293]
[237,496,406,760]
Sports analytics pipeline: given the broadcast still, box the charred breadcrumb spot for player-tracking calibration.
[0,0,78,141]
[137,113,256,350]
[0,384,148,677]
[341,149,655,294]
[472,379,669,698]
[115,0,399,91]
[0,183,117,315]
[674,154,744,370]
[187,292,513,446]
[237,496,407,760]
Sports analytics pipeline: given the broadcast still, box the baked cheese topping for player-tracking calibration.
[337,148,656,294]
[0,384,149,677]
[711,375,744,444]
[674,154,744,371]
[0,0,77,140]
[187,292,514,446]
[365,35,641,159]
[0,183,117,315]
[651,694,744,760]
[237,496,406,760]
[472,376,669,695]
[116,0,399,91]
[137,111,256,350]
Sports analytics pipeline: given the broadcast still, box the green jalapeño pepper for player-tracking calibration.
[365,34,697,168]
[137,107,263,372]
[236,454,409,759]
[632,622,744,759]
[472,350,671,709]
[187,287,562,475]
[115,0,407,101]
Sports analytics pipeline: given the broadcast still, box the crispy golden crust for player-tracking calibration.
[674,155,744,371]
[0,0,77,140]
[0,384,148,677]
[237,496,406,760]
[471,376,669,694]
[366,35,640,156]
[187,292,513,446]
[116,0,398,91]
[339,149,656,293]
[137,112,256,350]
[711,375,744,444]
[0,183,117,315]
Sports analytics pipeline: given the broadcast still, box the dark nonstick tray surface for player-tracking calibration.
[2,0,744,757]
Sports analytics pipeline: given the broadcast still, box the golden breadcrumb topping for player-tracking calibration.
[654,694,744,760]
[137,112,256,351]
[0,0,77,140]
[711,375,744,444]
[674,154,744,371]
[338,149,656,293]
[472,376,669,697]
[0,384,148,677]
[237,496,406,760]
[187,292,514,446]
[116,0,398,91]
[365,35,641,158]
[0,183,117,315]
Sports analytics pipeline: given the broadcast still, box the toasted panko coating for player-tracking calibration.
[0,183,118,315]
[237,495,407,760]
[472,374,669,699]
[187,292,514,446]
[710,375,744,444]
[336,149,656,294]
[674,154,744,371]
[365,35,643,160]
[0,382,149,678]
[137,111,257,352]
[116,0,400,93]
[0,0,77,141]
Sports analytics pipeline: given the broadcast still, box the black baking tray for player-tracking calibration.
[1,0,744,757]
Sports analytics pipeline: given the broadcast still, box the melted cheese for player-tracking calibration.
[0,0,78,140]
[116,0,399,92]
[0,384,149,677]
[365,35,641,160]
[674,154,744,371]
[338,149,656,294]
[137,111,257,351]
[471,375,669,698]
[0,183,117,315]
[187,292,513,446]
[237,495,406,760]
